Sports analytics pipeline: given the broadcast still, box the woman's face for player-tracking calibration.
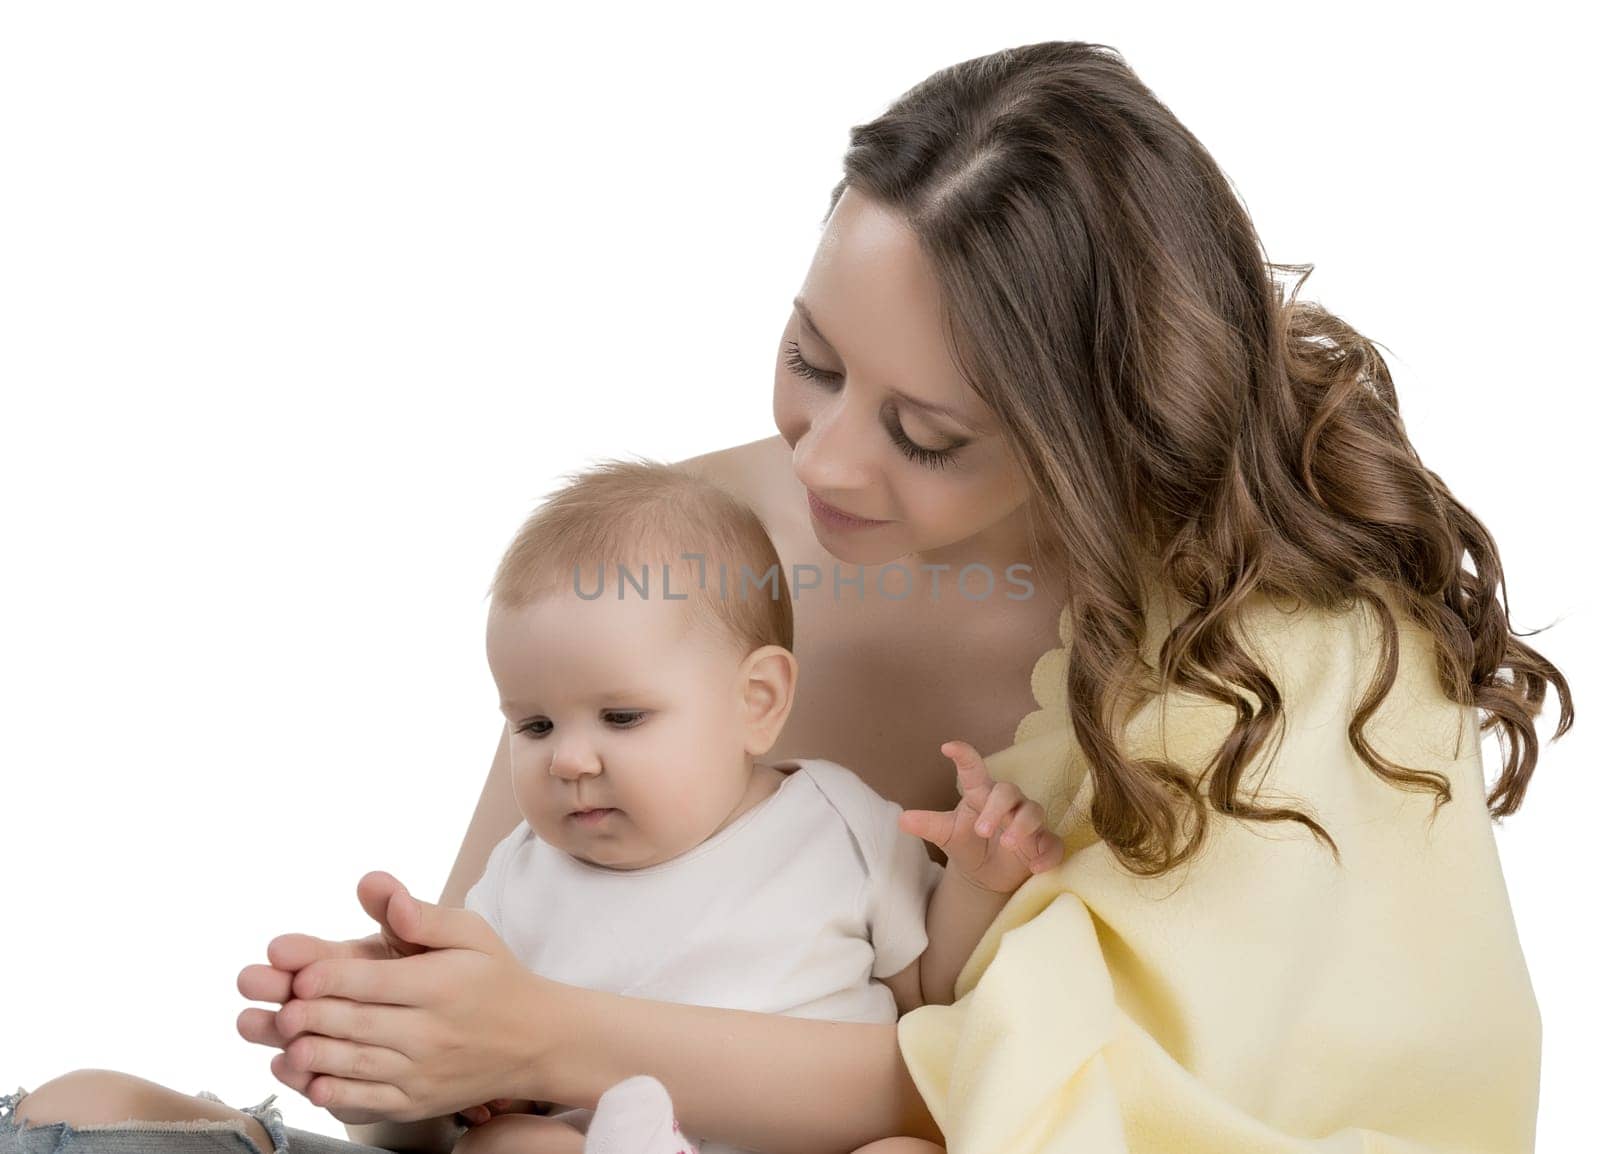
[773,185,1033,570]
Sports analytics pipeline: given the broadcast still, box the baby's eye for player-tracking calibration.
[515,712,646,737]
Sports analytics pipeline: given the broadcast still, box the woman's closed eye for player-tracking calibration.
[782,339,965,471]
[515,710,649,738]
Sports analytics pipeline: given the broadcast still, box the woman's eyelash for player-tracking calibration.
[781,340,961,471]
[887,422,957,471]
[516,710,647,737]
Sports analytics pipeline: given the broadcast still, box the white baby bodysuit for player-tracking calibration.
[463,755,946,1154]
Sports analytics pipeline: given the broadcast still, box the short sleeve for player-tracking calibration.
[463,821,525,939]
[863,793,946,979]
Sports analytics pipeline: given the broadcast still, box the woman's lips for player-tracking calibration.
[807,489,891,530]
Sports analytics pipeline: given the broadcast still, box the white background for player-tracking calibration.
[2,2,1594,1147]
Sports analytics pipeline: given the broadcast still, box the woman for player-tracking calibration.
[4,39,1571,1154]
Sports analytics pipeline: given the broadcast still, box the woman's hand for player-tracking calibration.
[237,871,437,1123]
[237,870,562,1124]
[900,739,1066,894]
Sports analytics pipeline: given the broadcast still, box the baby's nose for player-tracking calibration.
[548,742,602,779]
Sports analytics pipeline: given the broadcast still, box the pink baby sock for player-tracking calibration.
[583,1073,701,1154]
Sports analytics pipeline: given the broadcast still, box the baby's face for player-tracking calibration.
[486,588,763,870]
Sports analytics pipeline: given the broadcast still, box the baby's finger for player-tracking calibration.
[900,807,957,850]
[1003,804,1066,872]
[1000,803,1045,852]
[1026,831,1067,873]
[941,740,996,800]
[972,781,1022,837]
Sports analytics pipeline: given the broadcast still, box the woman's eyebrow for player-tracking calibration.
[793,296,988,431]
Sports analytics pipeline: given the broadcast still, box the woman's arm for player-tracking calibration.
[531,983,944,1154]
[438,722,522,909]
[320,632,941,1151]
[326,724,944,1154]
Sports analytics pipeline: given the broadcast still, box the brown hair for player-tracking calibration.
[830,40,1574,875]
[487,456,794,659]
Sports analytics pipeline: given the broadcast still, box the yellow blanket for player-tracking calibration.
[897,578,1541,1154]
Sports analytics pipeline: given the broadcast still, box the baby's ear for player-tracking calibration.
[740,645,800,753]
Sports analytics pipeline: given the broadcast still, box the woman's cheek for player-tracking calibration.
[772,373,809,449]
[771,360,825,444]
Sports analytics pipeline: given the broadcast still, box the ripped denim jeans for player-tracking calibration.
[0,1086,389,1154]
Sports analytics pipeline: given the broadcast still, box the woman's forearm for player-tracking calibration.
[527,983,944,1154]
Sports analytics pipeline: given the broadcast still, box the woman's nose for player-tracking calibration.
[791,394,878,494]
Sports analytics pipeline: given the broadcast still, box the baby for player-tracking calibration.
[453,457,1065,1154]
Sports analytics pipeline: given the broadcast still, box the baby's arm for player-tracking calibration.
[891,740,1066,1011]
[907,870,1015,1007]
[882,869,1011,1012]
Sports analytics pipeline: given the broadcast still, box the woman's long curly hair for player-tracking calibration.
[829,40,1575,876]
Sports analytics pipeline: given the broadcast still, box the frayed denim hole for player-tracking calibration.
[231,1093,289,1154]
[187,1089,288,1154]
[194,1089,289,1154]
[0,1089,74,1151]
[0,1085,287,1154]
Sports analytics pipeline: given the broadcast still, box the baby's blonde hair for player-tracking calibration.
[487,456,795,657]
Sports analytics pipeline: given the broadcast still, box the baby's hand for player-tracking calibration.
[899,740,1066,894]
[457,1098,541,1127]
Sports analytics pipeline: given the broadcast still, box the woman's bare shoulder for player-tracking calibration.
[673,434,787,491]
[673,434,795,530]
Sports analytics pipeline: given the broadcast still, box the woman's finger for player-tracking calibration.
[354,871,433,959]
[276,995,426,1056]
[270,1049,315,1096]
[973,781,1021,837]
[237,1005,293,1049]
[291,951,447,1007]
[376,880,500,955]
[303,1069,415,1118]
[238,962,296,1004]
[284,1026,412,1086]
[267,932,385,973]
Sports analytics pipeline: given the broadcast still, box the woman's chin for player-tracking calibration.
[811,535,915,569]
